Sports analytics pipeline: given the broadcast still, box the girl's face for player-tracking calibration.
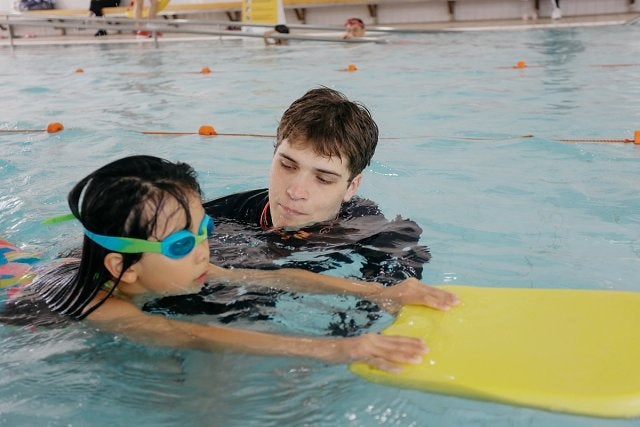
[127,193,211,297]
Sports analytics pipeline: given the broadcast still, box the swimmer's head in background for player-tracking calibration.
[275,24,290,34]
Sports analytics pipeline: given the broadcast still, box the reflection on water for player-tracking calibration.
[0,324,191,426]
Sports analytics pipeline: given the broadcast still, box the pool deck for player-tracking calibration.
[1,12,638,47]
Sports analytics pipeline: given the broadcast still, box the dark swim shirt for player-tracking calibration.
[144,189,431,336]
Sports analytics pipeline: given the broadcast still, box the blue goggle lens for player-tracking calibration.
[166,235,197,258]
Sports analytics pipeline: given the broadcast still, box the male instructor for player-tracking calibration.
[146,88,435,334]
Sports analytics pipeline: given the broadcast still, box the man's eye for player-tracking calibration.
[317,176,334,184]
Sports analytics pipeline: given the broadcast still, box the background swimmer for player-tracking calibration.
[263,24,290,45]
[343,18,366,39]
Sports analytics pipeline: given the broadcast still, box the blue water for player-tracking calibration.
[1,24,640,426]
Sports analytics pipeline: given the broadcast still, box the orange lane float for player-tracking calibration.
[198,125,217,135]
[188,67,213,74]
[46,122,64,133]
[338,64,358,72]
[498,60,540,69]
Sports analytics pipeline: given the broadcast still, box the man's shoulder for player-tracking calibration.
[340,196,383,219]
[203,189,268,224]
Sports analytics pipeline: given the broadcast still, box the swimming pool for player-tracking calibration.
[1,24,639,426]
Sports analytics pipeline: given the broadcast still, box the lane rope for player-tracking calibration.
[0,122,64,133]
[555,131,640,145]
[2,123,638,146]
[141,125,274,137]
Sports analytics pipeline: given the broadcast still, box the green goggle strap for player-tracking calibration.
[42,213,77,225]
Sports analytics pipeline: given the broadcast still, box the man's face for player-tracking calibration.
[268,138,362,229]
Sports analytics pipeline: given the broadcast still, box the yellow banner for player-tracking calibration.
[242,0,279,24]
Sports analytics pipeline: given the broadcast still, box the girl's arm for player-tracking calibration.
[208,264,459,311]
[87,298,426,373]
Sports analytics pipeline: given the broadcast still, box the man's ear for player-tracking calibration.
[103,253,138,284]
[343,173,363,202]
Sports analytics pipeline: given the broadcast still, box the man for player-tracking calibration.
[146,88,431,335]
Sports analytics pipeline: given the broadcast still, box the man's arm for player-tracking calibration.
[357,216,431,285]
[338,197,430,284]
[208,263,458,311]
[203,189,268,225]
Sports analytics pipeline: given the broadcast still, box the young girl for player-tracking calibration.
[0,155,458,372]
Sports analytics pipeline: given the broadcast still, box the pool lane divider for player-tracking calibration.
[556,131,640,144]
[139,130,640,144]
[504,61,640,69]
[142,125,274,138]
[0,122,64,134]
[2,124,638,145]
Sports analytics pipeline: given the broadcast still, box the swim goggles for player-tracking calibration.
[83,215,214,259]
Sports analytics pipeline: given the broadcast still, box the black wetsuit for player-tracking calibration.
[144,189,431,336]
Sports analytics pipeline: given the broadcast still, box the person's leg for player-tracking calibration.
[148,0,157,19]
[134,0,143,19]
[520,0,537,20]
[90,0,108,36]
[89,0,102,16]
[134,0,148,35]
[550,0,562,19]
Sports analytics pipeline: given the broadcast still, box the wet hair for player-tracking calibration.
[345,18,365,28]
[29,155,202,320]
[275,87,379,180]
[274,24,289,34]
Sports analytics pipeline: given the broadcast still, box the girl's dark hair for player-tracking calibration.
[33,155,202,320]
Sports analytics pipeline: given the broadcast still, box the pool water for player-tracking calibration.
[1,24,640,426]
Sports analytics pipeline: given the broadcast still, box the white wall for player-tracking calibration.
[555,0,634,17]
[283,0,639,26]
[455,0,524,21]
[0,0,18,13]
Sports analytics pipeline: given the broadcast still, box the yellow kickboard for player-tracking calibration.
[350,285,640,418]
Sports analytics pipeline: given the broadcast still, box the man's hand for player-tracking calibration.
[370,278,460,313]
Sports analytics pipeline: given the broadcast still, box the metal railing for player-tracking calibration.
[0,14,395,48]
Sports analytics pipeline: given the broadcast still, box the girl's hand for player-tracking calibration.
[370,278,459,313]
[326,333,427,373]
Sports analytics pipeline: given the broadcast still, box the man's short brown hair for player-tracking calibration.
[276,87,379,180]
